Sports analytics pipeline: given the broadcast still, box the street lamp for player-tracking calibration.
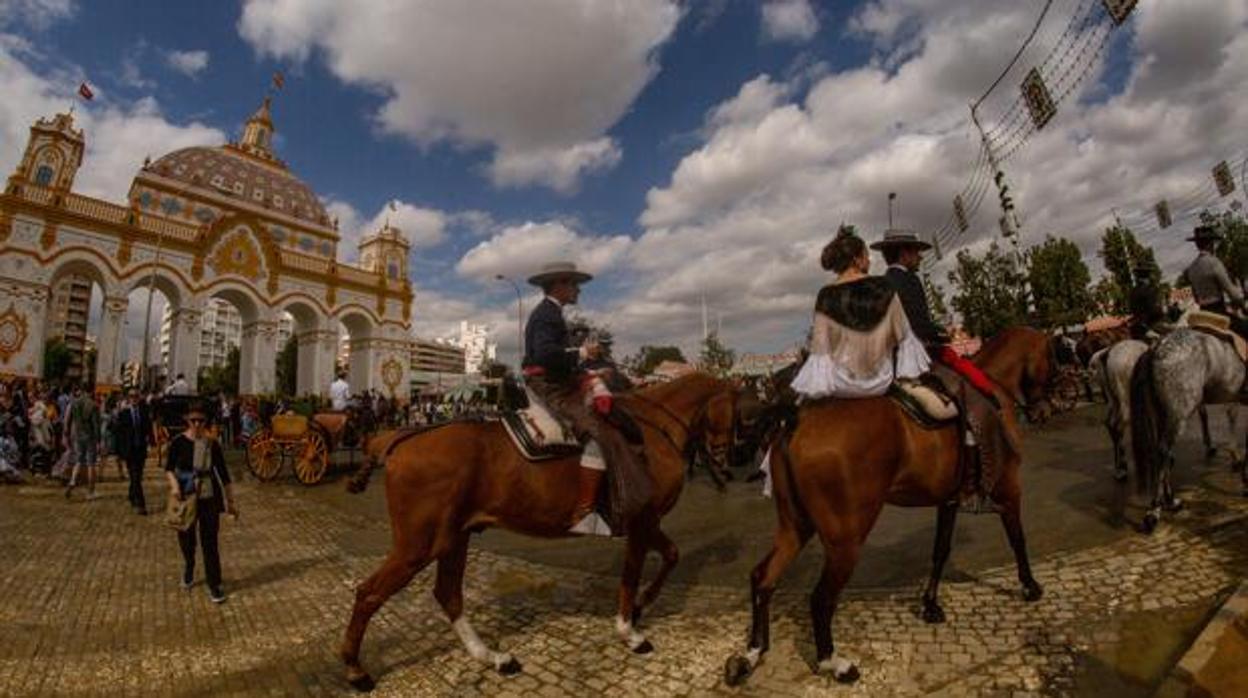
[495,274,524,365]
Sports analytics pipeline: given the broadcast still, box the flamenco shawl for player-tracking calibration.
[811,277,910,379]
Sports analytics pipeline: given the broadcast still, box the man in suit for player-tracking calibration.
[522,262,649,536]
[873,230,1009,512]
[115,389,153,514]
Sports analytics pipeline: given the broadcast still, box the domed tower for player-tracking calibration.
[7,111,85,193]
[358,221,411,283]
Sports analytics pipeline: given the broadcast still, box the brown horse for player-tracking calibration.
[724,327,1060,686]
[339,372,738,691]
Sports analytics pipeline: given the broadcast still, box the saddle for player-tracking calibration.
[888,377,959,428]
[499,388,583,461]
[1188,311,1248,362]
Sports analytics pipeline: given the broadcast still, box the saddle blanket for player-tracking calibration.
[1187,311,1248,362]
[499,391,582,461]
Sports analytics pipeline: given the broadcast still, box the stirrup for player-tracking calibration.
[569,511,613,537]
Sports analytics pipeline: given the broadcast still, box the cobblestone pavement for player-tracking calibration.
[1,436,1245,697]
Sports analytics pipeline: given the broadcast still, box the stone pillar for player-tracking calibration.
[165,306,203,393]
[93,295,129,392]
[347,336,376,392]
[240,319,278,395]
[295,329,337,397]
[0,281,50,380]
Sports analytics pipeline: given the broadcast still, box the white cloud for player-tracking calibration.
[0,0,75,29]
[238,0,680,192]
[456,221,632,284]
[761,0,819,43]
[363,201,447,248]
[488,137,622,193]
[165,49,210,78]
[0,37,224,204]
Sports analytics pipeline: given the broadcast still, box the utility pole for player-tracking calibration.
[494,275,523,366]
[972,104,1030,312]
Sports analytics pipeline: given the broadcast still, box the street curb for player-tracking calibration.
[1156,580,1248,697]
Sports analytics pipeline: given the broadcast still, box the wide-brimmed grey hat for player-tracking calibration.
[1186,225,1222,243]
[527,261,593,287]
[869,228,932,251]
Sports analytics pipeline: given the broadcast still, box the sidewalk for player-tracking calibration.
[0,464,1244,696]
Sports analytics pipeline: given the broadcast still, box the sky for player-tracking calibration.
[2,0,1246,365]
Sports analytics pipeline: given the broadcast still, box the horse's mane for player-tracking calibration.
[630,372,725,403]
[975,326,1044,363]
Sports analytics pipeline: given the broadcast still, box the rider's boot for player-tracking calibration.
[569,467,612,536]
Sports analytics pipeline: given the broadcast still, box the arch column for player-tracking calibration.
[295,328,337,397]
[240,318,279,395]
[93,295,129,392]
[346,337,377,392]
[164,305,203,393]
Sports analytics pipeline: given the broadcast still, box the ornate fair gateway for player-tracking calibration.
[0,99,415,399]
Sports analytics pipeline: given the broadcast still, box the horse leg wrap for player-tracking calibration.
[744,647,763,668]
[452,617,513,670]
[817,653,859,682]
[615,615,650,652]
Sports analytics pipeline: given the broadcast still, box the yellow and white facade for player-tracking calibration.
[0,100,415,399]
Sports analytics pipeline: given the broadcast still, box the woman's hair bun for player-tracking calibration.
[821,224,866,272]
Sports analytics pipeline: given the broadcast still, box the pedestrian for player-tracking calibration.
[217,393,233,449]
[115,389,153,515]
[27,392,53,475]
[99,394,124,481]
[64,384,101,500]
[165,373,189,396]
[164,403,236,603]
[0,421,23,484]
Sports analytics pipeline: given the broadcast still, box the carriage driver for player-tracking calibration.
[1182,224,1248,341]
[521,262,651,536]
[873,230,1013,513]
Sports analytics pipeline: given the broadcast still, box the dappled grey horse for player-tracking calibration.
[1091,339,1225,481]
[1130,328,1246,533]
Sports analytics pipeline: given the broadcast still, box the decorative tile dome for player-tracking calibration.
[144,145,330,227]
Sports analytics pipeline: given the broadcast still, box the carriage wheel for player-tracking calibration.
[246,429,282,482]
[294,429,329,485]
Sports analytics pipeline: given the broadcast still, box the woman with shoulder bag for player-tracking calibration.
[164,403,237,604]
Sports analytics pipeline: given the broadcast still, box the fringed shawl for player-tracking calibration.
[809,278,909,379]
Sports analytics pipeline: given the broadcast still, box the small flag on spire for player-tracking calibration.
[77,82,94,101]
[271,71,285,91]
[389,200,398,212]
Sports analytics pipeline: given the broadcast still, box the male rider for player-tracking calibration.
[1127,261,1166,341]
[521,262,649,536]
[873,229,1010,513]
[1182,224,1248,340]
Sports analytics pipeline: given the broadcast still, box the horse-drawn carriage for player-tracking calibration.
[152,394,219,461]
[245,407,370,485]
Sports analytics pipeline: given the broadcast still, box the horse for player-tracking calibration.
[723,327,1061,686]
[337,372,738,691]
[1130,328,1246,533]
[1091,339,1225,482]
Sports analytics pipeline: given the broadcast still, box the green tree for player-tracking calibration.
[275,337,297,396]
[698,332,736,377]
[1026,235,1094,328]
[947,241,1029,338]
[1091,276,1121,315]
[198,346,241,396]
[43,337,71,383]
[627,345,687,375]
[1097,225,1160,314]
[1200,209,1248,286]
[922,274,951,327]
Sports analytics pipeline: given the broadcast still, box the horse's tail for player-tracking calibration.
[1129,351,1162,496]
[346,446,382,494]
[768,417,808,529]
[346,428,398,494]
[1089,348,1110,402]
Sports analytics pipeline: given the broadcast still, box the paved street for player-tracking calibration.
[1,404,1245,697]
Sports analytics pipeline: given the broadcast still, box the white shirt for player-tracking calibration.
[329,379,350,410]
[165,379,188,396]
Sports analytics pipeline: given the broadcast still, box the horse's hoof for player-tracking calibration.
[724,655,752,687]
[1022,582,1044,603]
[921,600,946,624]
[632,639,654,655]
[1141,512,1159,534]
[834,664,861,685]
[497,657,523,676]
[347,674,376,693]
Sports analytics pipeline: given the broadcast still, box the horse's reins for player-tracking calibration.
[625,393,710,458]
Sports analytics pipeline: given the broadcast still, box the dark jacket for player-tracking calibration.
[114,402,151,461]
[523,298,580,380]
[884,266,946,346]
[164,433,231,514]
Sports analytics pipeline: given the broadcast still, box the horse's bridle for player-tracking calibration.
[628,391,733,470]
